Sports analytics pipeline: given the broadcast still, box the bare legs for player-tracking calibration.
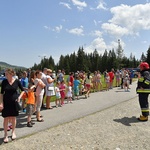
[46,96,52,109]
[3,117,16,142]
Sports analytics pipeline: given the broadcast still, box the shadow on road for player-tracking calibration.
[113,116,140,126]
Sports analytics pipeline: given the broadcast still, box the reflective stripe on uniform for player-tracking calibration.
[141,108,149,112]
[137,89,150,93]
[144,80,150,85]
[138,77,144,82]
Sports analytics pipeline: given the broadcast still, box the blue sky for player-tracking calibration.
[0,0,150,68]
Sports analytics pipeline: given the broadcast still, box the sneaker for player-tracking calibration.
[138,115,148,121]
[23,108,26,113]
[27,122,33,127]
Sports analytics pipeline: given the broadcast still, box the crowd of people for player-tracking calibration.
[0,67,134,143]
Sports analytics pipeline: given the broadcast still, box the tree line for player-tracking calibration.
[31,45,150,74]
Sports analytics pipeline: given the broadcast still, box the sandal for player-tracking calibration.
[7,126,11,131]
[33,112,37,115]
[3,136,9,143]
[12,133,16,140]
[46,107,53,109]
[37,119,44,122]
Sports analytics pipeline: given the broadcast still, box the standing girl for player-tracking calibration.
[55,81,61,107]
[66,82,72,103]
[105,73,110,91]
[59,80,66,105]
[85,72,92,97]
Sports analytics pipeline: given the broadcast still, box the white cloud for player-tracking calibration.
[59,2,72,9]
[66,26,84,36]
[96,0,107,10]
[102,3,150,37]
[44,25,62,33]
[102,23,129,37]
[91,30,103,37]
[53,25,63,33]
[84,37,126,57]
[43,25,51,30]
[84,37,107,54]
[71,0,87,10]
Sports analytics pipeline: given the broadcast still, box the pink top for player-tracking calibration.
[59,84,66,99]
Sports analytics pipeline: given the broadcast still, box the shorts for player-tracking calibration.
[74,86,79,96]
[85,84,91,89]
[56,94,61,99]
[26,104,34,116]
[21,92,28,100]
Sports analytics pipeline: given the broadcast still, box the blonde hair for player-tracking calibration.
[47,69,52,73]
[5,68,15,76]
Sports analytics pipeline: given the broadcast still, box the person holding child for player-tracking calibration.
[34,71,45,122]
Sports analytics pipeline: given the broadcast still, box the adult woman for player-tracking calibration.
[45,69,55,109]
[0,68,25,143]
[34,70,45,122]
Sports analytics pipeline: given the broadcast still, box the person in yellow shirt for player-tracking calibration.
[26,83,36,127]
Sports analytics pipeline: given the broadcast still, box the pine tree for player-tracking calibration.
[146,46,150,65]
[140,52,146,62]
[116,39,124,69]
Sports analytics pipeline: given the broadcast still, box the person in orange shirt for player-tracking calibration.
[26,83,36,127]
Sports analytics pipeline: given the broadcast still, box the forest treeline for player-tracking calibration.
[31,46,150,74]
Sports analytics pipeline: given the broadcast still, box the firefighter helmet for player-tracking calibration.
[139,62,150,70]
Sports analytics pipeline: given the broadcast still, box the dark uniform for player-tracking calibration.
[136,62,150,121]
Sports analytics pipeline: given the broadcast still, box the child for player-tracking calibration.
[55,81,61,107]
[73,76,81,100]
[81,84,88,98]
[105,73,110,91]
[66,82,72,103]
[123,73,130,91]
[26,83,36,127]
[85,72,92,97]
[59,80,66,106]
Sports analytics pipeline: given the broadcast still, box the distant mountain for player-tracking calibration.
[0,61,26,70]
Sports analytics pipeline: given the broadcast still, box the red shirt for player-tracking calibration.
[108,71,114,82]
[69,75,74,87]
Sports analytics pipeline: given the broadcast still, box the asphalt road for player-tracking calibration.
[0,80,138,143]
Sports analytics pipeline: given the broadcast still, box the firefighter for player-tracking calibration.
[136,62,150,121]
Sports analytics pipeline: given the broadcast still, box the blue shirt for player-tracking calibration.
[20,77,28,88]
[74,79,80,88]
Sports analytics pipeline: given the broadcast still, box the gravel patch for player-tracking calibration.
[1,97,150,150]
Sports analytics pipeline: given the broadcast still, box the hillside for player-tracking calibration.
[0,61,26,70]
